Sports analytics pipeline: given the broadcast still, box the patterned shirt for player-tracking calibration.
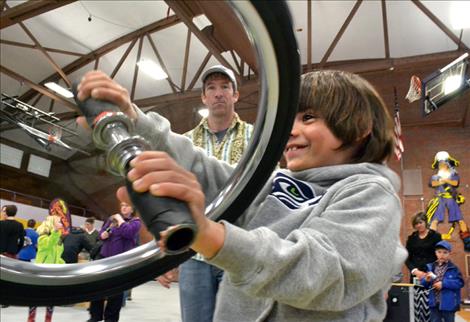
[185,113,253,260]
[184,113,253,165]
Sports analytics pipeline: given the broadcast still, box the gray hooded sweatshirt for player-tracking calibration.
[134,109,408,322]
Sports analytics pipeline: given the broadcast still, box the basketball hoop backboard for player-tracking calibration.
[422,53,469,116]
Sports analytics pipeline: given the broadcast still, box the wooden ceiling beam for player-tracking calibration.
[0,39,84,57]
[412,0,469,51]
[110,38,138,79]
[18,15,182,104]
[7,2,71,87]
[146,34,178,93]
[165,1,237,78]
[381,0,390,59]
[307,0,312,69]
[130,36,144,100]
[304,49,468,74]
[1,0,76,30]
[181,29,192,91]
[187,52,212,91]
[0,64,78,111]
[195,1,257,73]
[320,0,363,67]
[136,79,259,111]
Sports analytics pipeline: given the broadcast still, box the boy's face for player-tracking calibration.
[435,248,450,264]
[284,111,355,171]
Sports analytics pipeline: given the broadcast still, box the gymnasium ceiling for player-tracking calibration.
[1,0,469,215]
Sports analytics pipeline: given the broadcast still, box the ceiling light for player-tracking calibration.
[198,108,209,118]
[443,75,462,95]
[137,59,168,80]
[44,82,73,98]
[192,15,211,30]
[450,1,470,29]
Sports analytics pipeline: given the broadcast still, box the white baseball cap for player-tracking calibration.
[201,65,237,91]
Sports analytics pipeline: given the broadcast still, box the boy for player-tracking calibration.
[422,240,464,322]
[77,69,407,321]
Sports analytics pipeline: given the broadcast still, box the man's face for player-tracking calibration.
[201,75,239,119]
[0,207,6,220]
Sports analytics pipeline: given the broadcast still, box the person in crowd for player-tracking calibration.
[0,204,25,258]
[48,198,71,236]
[421,240,464,322]
[77,69,406,321]
[0,205,7,220]
[18,219,39,262]
[87,202,141,322]
[83,217,99,249]
[156,64,253,322]
[83,217,100,259]
[28,211,65,322]
[406,212,442,282]
[61,226,93,263]
[405,211,442,321]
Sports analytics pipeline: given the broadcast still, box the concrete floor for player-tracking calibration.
[0,281,181,322]
[1,282,469,322]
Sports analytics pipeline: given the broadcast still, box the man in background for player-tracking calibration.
[62,226,93,263]
[83,217,100,259]
[158,65,253,322]
[0,204,25,258]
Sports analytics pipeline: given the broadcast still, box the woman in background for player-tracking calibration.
[406,212,442,281]
[28,200,67,322]
[405,211,441,322]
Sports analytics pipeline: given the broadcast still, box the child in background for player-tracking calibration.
[422,240,464,322]
[28,205,65,322]
[77,69,407,321]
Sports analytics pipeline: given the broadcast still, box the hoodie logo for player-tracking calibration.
[271,173,323,209]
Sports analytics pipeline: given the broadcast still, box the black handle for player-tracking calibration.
[126,179,197,254]
[71,81,197,254]
[71,82,120,127]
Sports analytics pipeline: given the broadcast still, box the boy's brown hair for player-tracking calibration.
[299,70,394,163]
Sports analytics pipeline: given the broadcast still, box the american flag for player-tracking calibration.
[393,87,404,161]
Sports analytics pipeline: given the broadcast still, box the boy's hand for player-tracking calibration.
[424,272,433,282]
[432,281,442,290]
[413,269,426,280]
[75,70,137,123]
[116,151,226,258]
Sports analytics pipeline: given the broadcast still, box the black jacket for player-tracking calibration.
[405,229,441,272]
[61,227,93,263]
[0,219,25,254]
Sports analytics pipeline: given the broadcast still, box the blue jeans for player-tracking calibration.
[179,259,223,322]
[430,307,455,322]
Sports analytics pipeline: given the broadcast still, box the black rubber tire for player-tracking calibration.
[0,0,300,306]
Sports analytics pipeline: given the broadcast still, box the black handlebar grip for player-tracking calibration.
[126,179,197,254]
[71,82,120,127]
